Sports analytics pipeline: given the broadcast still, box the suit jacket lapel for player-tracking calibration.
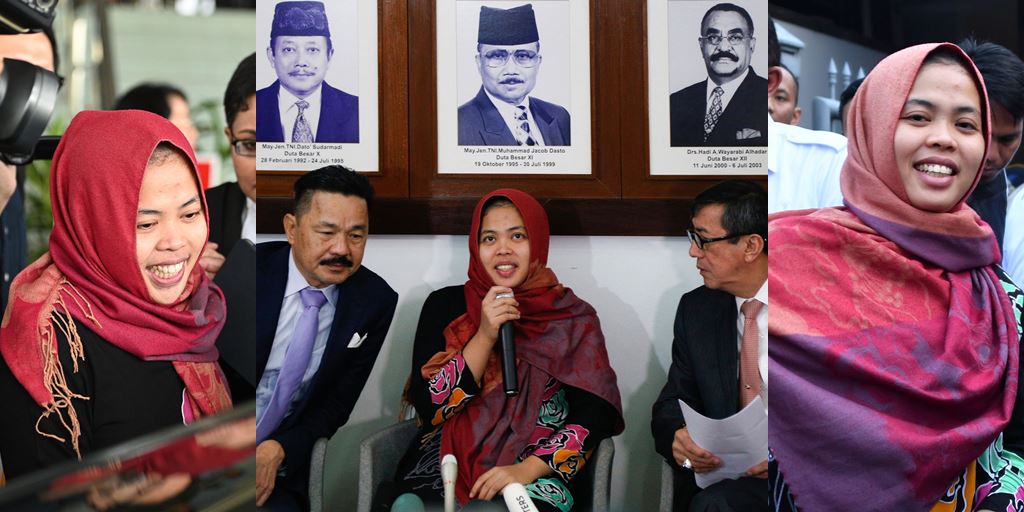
[262,81,285,142]
[255,243,289,387]
[716,294,740,414]
[530,102,565,145]
[474,87,518,146]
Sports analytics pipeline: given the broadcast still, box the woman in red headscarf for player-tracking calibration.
[0,110,230,479]
[769,43,1024,512]
[381,189,623,511]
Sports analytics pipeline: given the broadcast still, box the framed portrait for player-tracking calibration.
[646,0,768,176]
[255,0,380,173]
[435,0,592,175]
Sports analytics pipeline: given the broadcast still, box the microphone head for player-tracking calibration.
[441,454,458,481]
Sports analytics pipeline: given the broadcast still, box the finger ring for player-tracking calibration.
[683,458,692,469]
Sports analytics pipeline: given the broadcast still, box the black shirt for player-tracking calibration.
[0,317,185,480]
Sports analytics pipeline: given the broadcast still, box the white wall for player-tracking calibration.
[254,234,699,511]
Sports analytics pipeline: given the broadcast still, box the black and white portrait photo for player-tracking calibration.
[256,0,379,172]
[457,3,571,147]
[647,0,767,175]
[668,2,767,147]
[257,0,358,144]
[438,0,590,174]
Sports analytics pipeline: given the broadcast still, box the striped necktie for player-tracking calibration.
[739,299,764,407]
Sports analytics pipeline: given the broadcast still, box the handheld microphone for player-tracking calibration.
[495,291,518,396]
[441,454,457,512]
[501,483,540,512]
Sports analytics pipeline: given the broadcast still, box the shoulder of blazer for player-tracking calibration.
[256,241,291,274]
[321,81,358,107]
[680,285,735,318]
[529,97,570,124]
[342,265,398,308]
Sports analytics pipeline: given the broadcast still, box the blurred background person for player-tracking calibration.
[769,64,801,125]
[0,28,58,315]
[115,82,200,149]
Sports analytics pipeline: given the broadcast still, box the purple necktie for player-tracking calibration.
[257,287,328,443]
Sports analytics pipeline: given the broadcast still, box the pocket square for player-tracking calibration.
[347,332,368,348]
[736,128,762,140]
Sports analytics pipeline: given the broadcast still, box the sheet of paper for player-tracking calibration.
[678,396,768,488]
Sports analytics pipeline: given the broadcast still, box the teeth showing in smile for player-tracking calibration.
[149,262,184,279]
[915,163,953,176]
[496,264,515,271]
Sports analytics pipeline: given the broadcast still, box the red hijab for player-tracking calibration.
[0,110,230,458]
[433,189,623,505]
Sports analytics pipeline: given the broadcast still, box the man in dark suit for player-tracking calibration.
[256,1,359,144]
[651,181,767,512]
[199,53,256,280]
[669,3,767,147]
[252,166,398,511]
[458,4,570,146]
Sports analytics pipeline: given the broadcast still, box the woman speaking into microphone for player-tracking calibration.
[382,189,624,511]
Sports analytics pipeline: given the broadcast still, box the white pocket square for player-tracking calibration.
[347,332,368,348]
[736,128,762,140]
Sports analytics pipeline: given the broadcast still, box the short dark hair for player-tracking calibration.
[768,16,779,67]
[293,165,374,217]
[224,53,256,128]
[270,35,334,55]
[959,37,1024,121]
[114,83,188,119]
[839,77,863,118]
[692,180,767,254]
[702,3,754,37]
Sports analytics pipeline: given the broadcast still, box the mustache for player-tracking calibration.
[320,255,354,267]
[499,77,525,85]
[709,51,739,62]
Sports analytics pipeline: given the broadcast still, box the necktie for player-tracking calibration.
[704,86,724,143]
[292,100,314,143]
[739,299,764,407]
[515,105,536,146]
[256,287,328,443]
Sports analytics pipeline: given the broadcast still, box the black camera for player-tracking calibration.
[0,0,60,165]
[0,0,57,36]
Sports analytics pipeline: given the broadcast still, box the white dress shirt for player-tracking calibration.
[1003,185,1024,286]
[768,115,847,214]
[255,249,338,425]
[483,88,546,146]
[706,68,749,114]
[241,197,256,242]
[278,85,323,143]
[735,280,767,387]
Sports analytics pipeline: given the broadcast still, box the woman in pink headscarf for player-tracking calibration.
[769,43,1024,512]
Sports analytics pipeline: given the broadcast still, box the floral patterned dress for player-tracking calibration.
[388,285,618,512]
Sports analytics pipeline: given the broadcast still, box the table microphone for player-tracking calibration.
[501,483,540,512]
[495,291,518,396]
[441,454,457,512]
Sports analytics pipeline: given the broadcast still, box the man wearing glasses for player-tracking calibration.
[199,53,257,280]
[670,2,767,147]
[651,180,768,512]
[458,3,571,146]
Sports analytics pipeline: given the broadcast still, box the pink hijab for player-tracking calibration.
[769,43,1019,511]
